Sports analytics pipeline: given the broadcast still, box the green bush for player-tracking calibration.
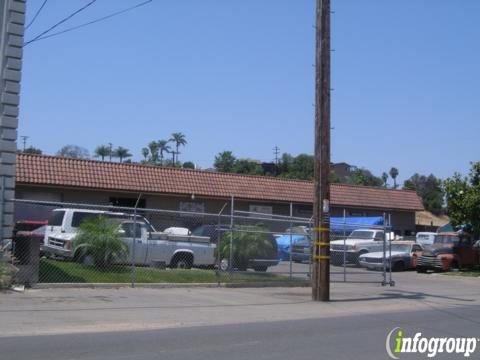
[220,225,274,270]
[73,216,128,268]
[0,253,17,289]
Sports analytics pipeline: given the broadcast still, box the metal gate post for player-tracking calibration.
[343,208,346,282]
[382,213,387,286]
[229,196,234,272]
[216,203,228,285]
[289,203,293,280]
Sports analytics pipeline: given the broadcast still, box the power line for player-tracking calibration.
[25,0,98,46]
[25,0,153,46]
[25,0,48,30]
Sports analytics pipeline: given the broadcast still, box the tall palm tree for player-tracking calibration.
[389,167,399,189]
[148,141,159,163]
[113,147,132,163]
[157,140,171,166]
[141,147,149,162]
[94,145,110,161]
[381,172,389,188]
[169,132,187,166]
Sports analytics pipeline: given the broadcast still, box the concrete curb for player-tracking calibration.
[31,281,311,289]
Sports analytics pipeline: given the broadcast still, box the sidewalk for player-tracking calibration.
[0,272,479,338]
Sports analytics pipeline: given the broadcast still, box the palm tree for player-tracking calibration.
[157,140,171,166]
[148,141,159,163]
[389,167,399,189]
[169,132,187,166]
[113,146,132,163]
[141,147,149,162]
[381,172,389,187]
[94,145,110,161]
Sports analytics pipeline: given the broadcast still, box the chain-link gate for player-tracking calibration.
[4,198,397,287]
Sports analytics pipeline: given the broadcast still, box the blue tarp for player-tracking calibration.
[329,216,384,232]
[275,216,385,260]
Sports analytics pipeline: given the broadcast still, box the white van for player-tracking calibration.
[416,232,436,246]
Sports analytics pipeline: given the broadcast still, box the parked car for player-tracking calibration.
[218,225,279,272]
[275,232,310,261]
[191,224,231,244]
[416,232,478,272]
[42,209,215,268]
[358,241,423,271]
[291,238,311,263]
[330,228,388,265]
[416,232,436,246]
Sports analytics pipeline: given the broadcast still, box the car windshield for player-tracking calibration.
[390,244,411,252]
[348,230,374,239]
[434,235,459,245]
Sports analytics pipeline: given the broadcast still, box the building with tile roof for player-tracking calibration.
[14,154,423,234]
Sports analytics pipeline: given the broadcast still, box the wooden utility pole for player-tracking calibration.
[312,0,331,302]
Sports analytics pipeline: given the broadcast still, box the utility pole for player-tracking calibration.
[20,135,28,151]
[273,146,280,175]
[108,142,113,161]
[312,0,331,302]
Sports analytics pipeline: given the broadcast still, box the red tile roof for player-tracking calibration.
[15,154,424,211]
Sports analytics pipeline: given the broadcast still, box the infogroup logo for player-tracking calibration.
[386,327,479,359]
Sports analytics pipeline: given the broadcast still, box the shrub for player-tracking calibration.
[220,225,274,270]
[0,252,17,289]
[73,216,128,268]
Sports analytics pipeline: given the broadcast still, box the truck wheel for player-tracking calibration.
[253,266,268,272]
[171,254,193,269]
[392,261,405,272]
[416,267,427,273]
[450,261,460,272]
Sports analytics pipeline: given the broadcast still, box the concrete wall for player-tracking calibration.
[0,0,24,241]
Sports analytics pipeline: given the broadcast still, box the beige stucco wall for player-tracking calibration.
[15,185,416,234]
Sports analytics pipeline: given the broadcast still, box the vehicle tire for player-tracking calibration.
[416,267,427,273]
[392,261,405,272]
[170,254,193,269]
[355,251,368,266]
[450,261,460,272]
[253,266,268,272]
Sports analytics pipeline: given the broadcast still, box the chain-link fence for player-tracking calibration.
[4,198,399,287]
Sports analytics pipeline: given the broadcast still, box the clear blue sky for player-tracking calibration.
[20,0,479,184]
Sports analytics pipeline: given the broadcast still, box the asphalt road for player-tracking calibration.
[2,304,479,360]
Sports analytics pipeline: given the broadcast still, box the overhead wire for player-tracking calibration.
[25,0,48,30]
[25,0,98,46]
[25,0,153,46]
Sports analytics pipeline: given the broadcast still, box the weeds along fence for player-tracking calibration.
[5,198,394,287]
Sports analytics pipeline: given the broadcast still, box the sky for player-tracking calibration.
[20,0,480,184]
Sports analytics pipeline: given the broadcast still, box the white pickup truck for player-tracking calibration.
[330,228,389,265]
[42,208,215,268]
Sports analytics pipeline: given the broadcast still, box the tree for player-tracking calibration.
[444,162,480,237]
[232,159,264,175]
[94,145,111,161]
[141,147,149,162]
[148,141,159,163]
[348,168,384,187]
[73,216,128,267]
[113,146,132,163]
[22,146,42,155]
[57,145,89,159]
[403,173,444,215]
[157,139,171,166]
[389,167,399,189]
[278,153,294,176]
[382,172,388,187]
[182,161,195,169]
[214,151,237,172]
[288,154,314,180]
[169,132,187,166]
